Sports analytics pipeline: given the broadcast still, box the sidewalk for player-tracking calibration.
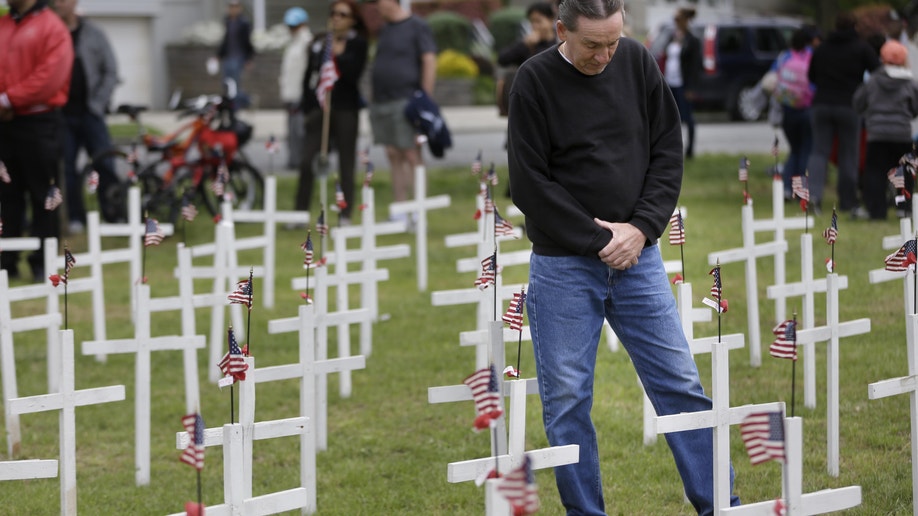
[139,105,508,142]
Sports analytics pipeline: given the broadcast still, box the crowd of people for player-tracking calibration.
[5,1,918,512]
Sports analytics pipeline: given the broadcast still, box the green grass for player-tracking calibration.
[0,154,914,514]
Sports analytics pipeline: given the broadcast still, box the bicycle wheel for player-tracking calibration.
[80,147,139,223]
[200,156,264,214]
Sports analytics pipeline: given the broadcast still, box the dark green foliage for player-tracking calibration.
[429,11,474,55]
[488,7,526,54]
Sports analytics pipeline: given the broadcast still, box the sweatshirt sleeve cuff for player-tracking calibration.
[0,93,10,109]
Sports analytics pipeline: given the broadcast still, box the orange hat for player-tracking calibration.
[881,40,908,66]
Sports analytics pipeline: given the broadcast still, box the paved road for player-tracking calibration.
[138,107,784,175]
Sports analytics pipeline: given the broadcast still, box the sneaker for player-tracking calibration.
[850,207,870,221]
[68,221,85,234]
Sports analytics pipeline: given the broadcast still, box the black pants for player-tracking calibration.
[0,110,63,276]
[862,140,912,220]
[296,108,359,218]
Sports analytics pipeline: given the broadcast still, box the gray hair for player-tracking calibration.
[558,0,625,32]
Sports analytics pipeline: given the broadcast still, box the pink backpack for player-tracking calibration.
[774,50,814,108]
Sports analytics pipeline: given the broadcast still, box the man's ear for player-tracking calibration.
[556,19,566,41]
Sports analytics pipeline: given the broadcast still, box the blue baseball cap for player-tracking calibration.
[284,7,309,27]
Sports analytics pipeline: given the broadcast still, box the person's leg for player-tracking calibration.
[0,123,26,275]
[386,146,413,203]
[861,141,888,219]
[671,86,694,158]
[528,253,606,515]
[332,109,359,219]
[807,105,834,209]
[781,106,802,195]
[835,107,861,212]
[295,111,323,212]
[82,112,119,222]
[286,107,305,170]
[607,245,738,516]
[61,113,85,226]
[22,112,63,279]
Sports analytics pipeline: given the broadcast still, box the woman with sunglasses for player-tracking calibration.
[297,0,368,226]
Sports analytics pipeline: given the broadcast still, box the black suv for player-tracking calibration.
[647,16,799,121]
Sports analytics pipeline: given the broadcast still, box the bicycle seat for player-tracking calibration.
[116,104,148,118]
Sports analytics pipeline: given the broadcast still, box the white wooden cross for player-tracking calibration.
[95,186,174,315]
[708,203,788,367]
[0,459,57,481]
[432,280,525,367]
[766,233,849,409]
[224,175,311,309]
[324,187,410,358]
[0,269,62,457]
[880,202,918,251]
[642,281,746,446]
[751,178,813,324]
[8,329,125,516]
[185,216,260,382]
[279,268,371,450]
[794,273,871,477]
[721,417,861,515]
[655,338,784,513]
[59,212,111,359]
[174,356,314,513]
[389,164,451,291]
[81,284,205,486]
[170,422,311,516]
[147,243,214,413]
[868,248,915,317]
[868,290,918,514]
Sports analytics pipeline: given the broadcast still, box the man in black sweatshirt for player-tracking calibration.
[507,0,739,514]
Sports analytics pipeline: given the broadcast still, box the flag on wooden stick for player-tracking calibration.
[498,455,540,516]
[740,411,786,465]
[769,319,797,360]
[463,364,503,431]
[179,413,205,470]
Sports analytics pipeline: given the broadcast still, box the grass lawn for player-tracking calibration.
[0,152,914,514]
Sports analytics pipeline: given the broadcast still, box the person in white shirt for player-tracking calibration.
[279,7,311,170]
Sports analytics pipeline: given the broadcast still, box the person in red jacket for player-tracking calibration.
[0,0,73,282]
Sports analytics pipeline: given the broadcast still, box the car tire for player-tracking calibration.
[730,79,767,122]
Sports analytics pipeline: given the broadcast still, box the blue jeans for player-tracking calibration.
[528,246,738,515]
[63,111,117,223]
[781,105,813,195]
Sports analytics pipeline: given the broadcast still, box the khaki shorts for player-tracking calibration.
[369,98,417,150]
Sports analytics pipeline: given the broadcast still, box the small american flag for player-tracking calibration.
[335,180,347,210]
[822,210,838,245]
[86,170,99,194]
[211,162,230,198]
[63,246,76,281]
[144,217,165,246]
[769,319,797,360]
[738,156,750,182]
[363,159,375,186]
[703,266,727,313]
[44,186,63,211]
[316,209,328,236]
[218,327,248,382]
[265,135,280,154]
[179,413,205,471]
[771,135,780,158]
[0,217,3,236]
[497,455,540,516]
[886,238,918,272]
[181,198,198,223]
[668,211,685,246]
[475,252,497,290]
[501,288,526,331]
[301,231,314,266]
[228,270,254,308]
[316,32,339,110]
[791,175,809,212]
[471,150,482,175]
[463,364,503,431]
[494,209,516,238]
[740,411,786,465]
[0,160,9,183]
[486,163,498,186]
[889,165,907,190]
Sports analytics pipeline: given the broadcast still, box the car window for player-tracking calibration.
[717,27,745,55]
[753,28,787,53]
